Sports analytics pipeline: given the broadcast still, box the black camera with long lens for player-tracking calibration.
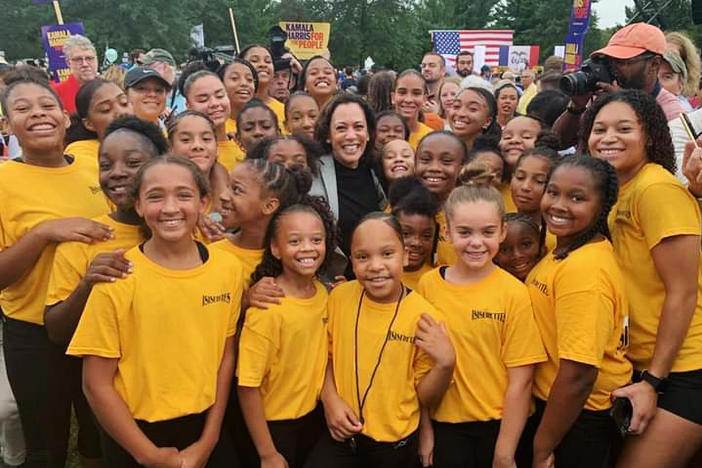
[560,57,614,96]
[269,25,291,72]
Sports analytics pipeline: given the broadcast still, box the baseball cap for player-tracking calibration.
[592,23,666,60]
[140,48,175,67]
[125,66,171,90]
[663,50,688,82]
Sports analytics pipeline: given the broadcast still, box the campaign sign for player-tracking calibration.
[41,22,84,82]
[279,22,330,60]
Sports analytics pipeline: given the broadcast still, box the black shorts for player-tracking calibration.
[635,369,702,425]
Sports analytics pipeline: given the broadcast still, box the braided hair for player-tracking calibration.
[579,89,676,175]
[549,154,619,260]
[250,195,338,285]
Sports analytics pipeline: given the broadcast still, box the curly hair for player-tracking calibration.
[246,134,323,176]
[314,93,376,161]
[250,196,338,284]
[368,71,395,114]
[1,67,59,117]
[579,89,675,175]
[103,115,170,156]
[548,155,619,260]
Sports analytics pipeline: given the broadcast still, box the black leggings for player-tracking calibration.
[521,398,621,468]
[3,316,71,468]
[304,430,418,468]
[432,419,501,468]
[239,405,324,468]
[100,411,238,467]
[67,354,102,458]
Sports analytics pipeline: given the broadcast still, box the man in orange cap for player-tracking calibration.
[554,23,685,147]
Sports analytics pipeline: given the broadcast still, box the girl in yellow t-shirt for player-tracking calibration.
[237,196,337,468]
[584,89,702,468]
[64,79,133,181]
[510,144,560,252]
[218,59,258,136]
[494,213,543,282]
[0,71,112,466]
[417,167,546,468]
[284,92,319,141]
[387,177,438,290]
[299,56,338,112]
[246,134,323,176]
[45,116,166,465]
[306,212,455,468]
[392,70,433,151]
[526,155,631,468]
[68,154,244,466]
[414,131,467,266]
[235,98,281,157]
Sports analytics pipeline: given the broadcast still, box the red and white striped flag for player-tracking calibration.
[430,30,515,68]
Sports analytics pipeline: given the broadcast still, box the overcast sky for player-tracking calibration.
[593,0,635,28]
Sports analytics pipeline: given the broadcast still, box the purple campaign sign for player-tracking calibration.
[41,22,84,82]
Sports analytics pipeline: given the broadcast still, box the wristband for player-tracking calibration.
[641,370,668,393]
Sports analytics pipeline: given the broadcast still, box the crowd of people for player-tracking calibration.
[1,18,702,468]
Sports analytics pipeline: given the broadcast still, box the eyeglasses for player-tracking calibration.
[68,56,97,65]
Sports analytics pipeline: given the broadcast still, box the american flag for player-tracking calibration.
[430,30,515,68]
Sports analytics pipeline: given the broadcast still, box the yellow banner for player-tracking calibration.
[279,21,330,60]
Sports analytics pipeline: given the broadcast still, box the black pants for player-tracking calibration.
[522,398,621,468]
[304,430,418,468]
[239,406,324,468]
[67,353,102,458]
[100,411,238,467]
[432,419,501,468]
[3,315,71,468]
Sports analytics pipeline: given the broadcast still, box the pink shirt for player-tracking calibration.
[656,86,685,121]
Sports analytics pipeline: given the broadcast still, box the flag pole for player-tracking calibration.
[52,1,64,24]
[228,8,240,55]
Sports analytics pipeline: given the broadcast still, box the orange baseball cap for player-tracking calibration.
[591,23,666,59]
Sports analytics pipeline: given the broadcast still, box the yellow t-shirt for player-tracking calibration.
[436,210,456,266]
[418,266,546,422]
[46,215,141,305]
[225,118,237,136]
[402,263,433,291]
[238,281,328,421]
[266,98,287,133]
[65,139,100,183]
[500,184,518,213]
[526,240,632,410]
[210,239,264,288]
[544,229,556,253]
[609,163,702,371]
[408,122,433,151]
[218,139,245,172]
[67,245,244,422]
[328,281,443,442]
[0,158,110,324]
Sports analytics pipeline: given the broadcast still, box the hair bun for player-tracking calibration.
[288,164,313,196]
[458,161,497,187]
[534,130,560,151]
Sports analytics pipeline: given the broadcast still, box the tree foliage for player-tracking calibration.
[0,0,657,69]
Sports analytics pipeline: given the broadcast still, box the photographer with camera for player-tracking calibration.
[554,23,685,149]
[268,26,302,105]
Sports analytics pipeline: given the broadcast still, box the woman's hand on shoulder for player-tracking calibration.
[82,249,132,287]
[247,277,285,309]
[197,213,225,243]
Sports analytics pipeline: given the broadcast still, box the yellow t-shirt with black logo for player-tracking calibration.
[65,139,99,183]
[402,263,433,291]
[0,158,110,325]
[409,122,433,151]
[218,140,246,172]
[526,240,632,410]
[418,266,546,422]
[46,215,141,305]
[238,281,328,421]
[435,210,456,266]
[67,245,244,422]
[328,281,443,442]
[210,239,264,288]
[609,163,702,372]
